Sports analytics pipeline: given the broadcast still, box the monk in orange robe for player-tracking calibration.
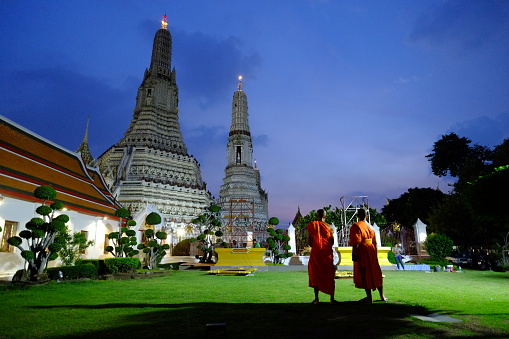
[349,208,387,303]
[307,209,337,304]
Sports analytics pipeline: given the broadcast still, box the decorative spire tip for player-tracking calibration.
[237,75,243,90]
[161,14,168,29]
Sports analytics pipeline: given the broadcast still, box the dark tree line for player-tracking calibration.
[384,133,509,248]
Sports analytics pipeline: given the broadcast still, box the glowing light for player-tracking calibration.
[161,14,168,29]
[419,232,427,242]
[237,75,243,90]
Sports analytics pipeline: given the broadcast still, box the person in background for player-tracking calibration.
[392,244,405,270]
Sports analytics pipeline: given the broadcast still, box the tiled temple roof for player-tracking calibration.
[0,116,122,217]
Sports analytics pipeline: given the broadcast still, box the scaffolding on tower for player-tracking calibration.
[338,196,370,246]
[224,198,255,248]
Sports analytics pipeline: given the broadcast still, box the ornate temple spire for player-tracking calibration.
[116,15,186,154]
[230,75,250,137]
[149,14,172,76]
[97,16,212,223]
[219,76,269,244]
[76,116,95,166]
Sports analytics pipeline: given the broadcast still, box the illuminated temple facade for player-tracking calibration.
[98,16,212,227]
[218,78,269,246]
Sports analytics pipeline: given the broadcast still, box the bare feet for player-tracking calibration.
[330,300,339,304]
[311,300,319,305]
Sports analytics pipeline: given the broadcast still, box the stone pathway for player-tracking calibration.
[410,312,463,323]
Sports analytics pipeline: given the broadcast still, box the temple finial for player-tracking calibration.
[237,75,243,91]
[83,115,90,143]
[161,14,168,29]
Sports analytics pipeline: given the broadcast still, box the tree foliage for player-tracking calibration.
[382,187,445,227]
[464,165,509,245]
[426,134,509,251]
[190,205,225,263]
[7,185,69,280]
[58,226,95,266]
[426,133,492,191]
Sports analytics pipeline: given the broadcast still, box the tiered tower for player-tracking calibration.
[98,16,212,224]
[218,76,268,246]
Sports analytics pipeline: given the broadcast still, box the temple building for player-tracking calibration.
[98,16,212,231]
[218,77,269,247]
[0,115,123,278]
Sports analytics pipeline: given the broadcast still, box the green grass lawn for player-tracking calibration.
[0,269,508,338]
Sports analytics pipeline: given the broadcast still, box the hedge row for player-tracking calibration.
[46,264,98,280]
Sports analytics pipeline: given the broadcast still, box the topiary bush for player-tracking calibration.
[265,217,294,264]
[7,185,69,280]
[105,208,139,258]
[137,213,168,269]
[190,205,225,263]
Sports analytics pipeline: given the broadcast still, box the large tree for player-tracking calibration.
[426,132,491,190]
[426,134,509,249]
[382,187,445,228]
[464,165,509,245]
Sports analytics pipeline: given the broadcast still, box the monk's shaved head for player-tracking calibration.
[316,209,326,221]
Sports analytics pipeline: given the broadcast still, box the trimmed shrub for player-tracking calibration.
[78,259,108,275]
[104,257,141,273]
[173,238,192,256]
[423,234,454,261]
[79,263,99,278]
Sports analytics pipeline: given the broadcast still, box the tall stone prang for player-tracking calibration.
[98,16,212,225]
[218,76,268,247]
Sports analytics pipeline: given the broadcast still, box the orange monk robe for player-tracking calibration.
[349,220,383,290]
[306,221,335,295]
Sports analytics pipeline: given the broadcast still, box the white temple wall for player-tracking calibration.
[0,196,119,276]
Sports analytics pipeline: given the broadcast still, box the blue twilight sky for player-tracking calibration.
[1,1,509,225]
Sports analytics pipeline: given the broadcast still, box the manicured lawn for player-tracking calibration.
[0,269,508,338]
